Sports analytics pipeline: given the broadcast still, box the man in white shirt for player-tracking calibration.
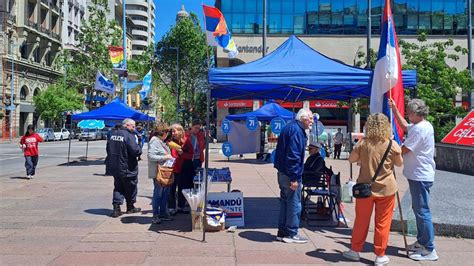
[389,98,438,261]
[333,128,344,159]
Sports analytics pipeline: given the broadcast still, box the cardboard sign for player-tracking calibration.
[441,110,474,146]
[207,192,244,227]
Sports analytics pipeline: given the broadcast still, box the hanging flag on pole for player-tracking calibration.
[370,0,405,144]
[202,5,238,58]
[94,71,115,95]
[108,46,125,69]
[139,70,152,100]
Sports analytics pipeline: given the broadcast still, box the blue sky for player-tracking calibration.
[153,0,215,42]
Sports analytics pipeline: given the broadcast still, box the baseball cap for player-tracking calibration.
[308,141,322,149]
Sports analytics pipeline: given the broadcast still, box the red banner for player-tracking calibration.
[310,100,349,109]
[441,110,474,146]
[276,100,304,108]
[217,100,254,109]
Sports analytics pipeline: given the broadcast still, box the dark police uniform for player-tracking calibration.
[106,127,142,206]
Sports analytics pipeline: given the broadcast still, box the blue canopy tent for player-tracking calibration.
[226,101,295,121]
[209,35,416,101]
[72,98,155,121]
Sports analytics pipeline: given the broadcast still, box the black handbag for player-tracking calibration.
[352,140,392,199]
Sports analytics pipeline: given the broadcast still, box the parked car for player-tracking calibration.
[54,128,70,141]
[78,128,103,141]
[37,128,55,142]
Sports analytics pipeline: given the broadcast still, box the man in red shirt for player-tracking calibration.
[19,125,43,179]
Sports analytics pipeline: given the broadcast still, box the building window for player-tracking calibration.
[20,86,29,101]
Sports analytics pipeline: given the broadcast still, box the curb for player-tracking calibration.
[391,220,474,239]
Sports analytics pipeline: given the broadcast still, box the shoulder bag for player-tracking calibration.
[155,143,175,187]
[352,140,392,199]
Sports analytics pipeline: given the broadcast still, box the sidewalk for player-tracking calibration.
[0,148,472,265]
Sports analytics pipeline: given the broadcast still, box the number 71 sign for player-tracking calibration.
[270,117,286,135]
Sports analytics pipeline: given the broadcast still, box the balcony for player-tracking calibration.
[52,5,60,13]
[51,32,61,40]
[39,25,51,35]
[74,0,79,8]
[26,19,39,30]
[68,0,73,5]
[7,14,16,25]
[80,6,85,14]
[40,0,50,7]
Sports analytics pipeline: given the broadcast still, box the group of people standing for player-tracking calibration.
[274,98,438,265]
[106,118,205,224]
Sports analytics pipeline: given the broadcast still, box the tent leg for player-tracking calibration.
[85,137,89,161]
[202,88,211,242]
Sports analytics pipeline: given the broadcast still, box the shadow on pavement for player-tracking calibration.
[213,159,272,165]
[58,159,105,167]
[10,176,29,180]
[147,213,193,232]
[121,215,151,225]
[238,230,275,243]
[306,249,372,264]
[84,208,112,216]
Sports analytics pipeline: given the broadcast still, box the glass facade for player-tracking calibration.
[218,0,473,35]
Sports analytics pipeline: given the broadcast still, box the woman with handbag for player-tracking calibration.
[342,113,403,265]
[168,123,194,215]
[148,124,174,224]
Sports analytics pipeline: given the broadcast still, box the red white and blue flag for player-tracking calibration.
[370,0,405,143]
[202,5,238,58]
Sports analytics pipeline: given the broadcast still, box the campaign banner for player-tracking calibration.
[108,46,124,68]
[441,110,474,146]
[94,71,115,95]
[208,192,244,226]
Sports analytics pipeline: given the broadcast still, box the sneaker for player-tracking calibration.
[276,231,286,242]
[409,248,438,261]
[407,241,423,253]
[26,175,32,180]
[282,234,308,244]
[30,175,34,179]
[342,249,360,261]
[169,208,177,216]
[374,255,390,265]
[177,206,190,214]
[151,216,161,224]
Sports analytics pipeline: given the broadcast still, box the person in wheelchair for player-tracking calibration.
[304,141,331,176]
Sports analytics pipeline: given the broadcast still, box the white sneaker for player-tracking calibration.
[374,255,390,265]
[342,249,360,261]
[409,248,438,261]
[407,241,423,252]
[30,175,34,179]
[26,175,32,180]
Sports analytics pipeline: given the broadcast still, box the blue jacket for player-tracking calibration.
[274,121,307,182]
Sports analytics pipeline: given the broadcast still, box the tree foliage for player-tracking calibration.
[63,0,121,89]
[33,83,83,126]
[399,33,474,141]
[154,12,212,125]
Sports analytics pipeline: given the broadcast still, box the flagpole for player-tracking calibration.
[386,2,409,257]
[122,0,128,105]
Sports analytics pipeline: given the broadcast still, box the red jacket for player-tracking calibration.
[20,133,43,156]
[186,131,205,163]
[171,136,194,173]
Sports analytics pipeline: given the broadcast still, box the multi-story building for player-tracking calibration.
[61,0,85,50]
[1,0,64,139]
[126,0,155,57]
[214,0,473,140]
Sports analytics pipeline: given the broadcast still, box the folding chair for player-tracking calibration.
[301,170,346,227]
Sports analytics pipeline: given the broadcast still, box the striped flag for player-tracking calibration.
[370,0,405,143]
[202,5,238,58]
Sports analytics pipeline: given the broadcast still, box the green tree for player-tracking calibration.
[154,12,212,125]
[399,33,474,141]
[33,83,84,127]
[127,44,158,110]
[63,0,121,90]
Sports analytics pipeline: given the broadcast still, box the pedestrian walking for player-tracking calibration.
[19,125,43,180]
[106,118,142,218]
[333,128,344,159]
[389,98,439,261]
[148,124,174,224]
[274,108,313,244]
[342,113,403,265]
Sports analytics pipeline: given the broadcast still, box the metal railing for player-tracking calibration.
[7,14,16,24]
[40,0,50,6]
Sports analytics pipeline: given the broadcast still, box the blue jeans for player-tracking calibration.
[278,172,302,237]
[152,179,170,216]
[408,179,435,251]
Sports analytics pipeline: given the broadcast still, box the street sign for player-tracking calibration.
[441,110,474,146]
[222,142,233,157]
[221,119,231,135]
[270,117,286,135]
[246,116,258,131]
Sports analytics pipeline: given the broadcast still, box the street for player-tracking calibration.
[0,139,108,178]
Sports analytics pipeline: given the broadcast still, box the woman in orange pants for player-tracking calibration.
[342,113,403,265]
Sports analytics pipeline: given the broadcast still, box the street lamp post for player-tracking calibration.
[9,40,18,142]
[122,0,128,104]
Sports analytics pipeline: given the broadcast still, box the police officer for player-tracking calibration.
[106,118,142,218]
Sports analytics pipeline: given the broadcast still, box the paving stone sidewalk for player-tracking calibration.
[0,149,472,265]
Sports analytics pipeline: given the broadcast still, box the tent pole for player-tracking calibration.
[67,133,72,164]
[202,87,211,242]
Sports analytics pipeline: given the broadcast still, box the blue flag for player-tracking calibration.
[139,70,152,100]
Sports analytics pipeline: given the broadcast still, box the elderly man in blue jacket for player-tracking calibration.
[274,108,313,244]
